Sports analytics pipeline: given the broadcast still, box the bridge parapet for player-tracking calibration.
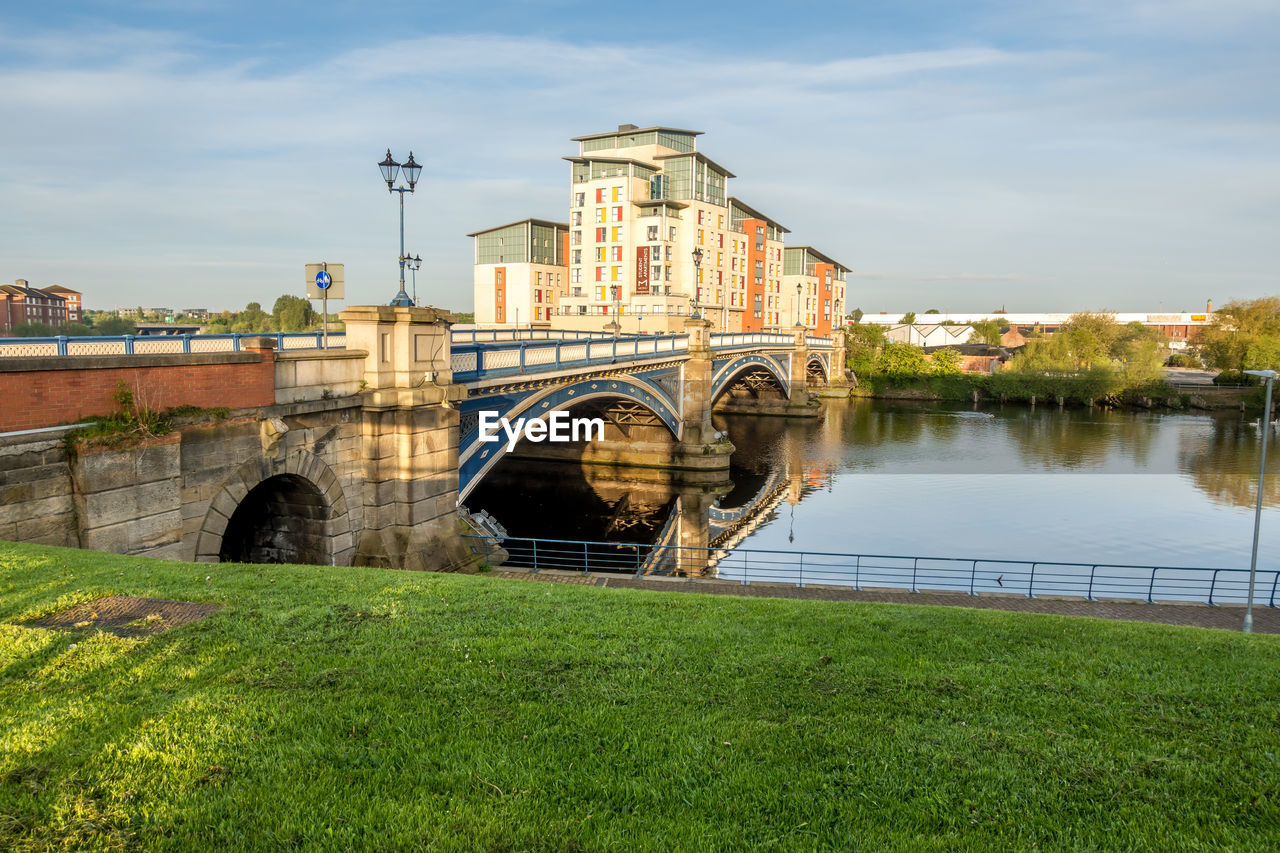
[451,334,689,384]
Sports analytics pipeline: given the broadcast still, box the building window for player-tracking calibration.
[575,192,585,207]
[647,225,658,241]
[596,188,605,203]
[596,227,606,242]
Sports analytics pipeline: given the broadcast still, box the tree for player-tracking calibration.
[968,318,1005,346]
[878,341,930,377]
[844,322,886,376]
[849,308,864,323]
[1197,297,1280,371]
[929,347,962,375]
[925,308,940,315]
[94,316,137,335]
[271,295,315,332]
[899,312,916,325]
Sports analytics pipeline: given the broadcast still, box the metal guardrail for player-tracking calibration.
[709,332,795,349]
[451,329,615,343]
[450,334,689,383]
[464,534,1280,607]
[0,332,346,357]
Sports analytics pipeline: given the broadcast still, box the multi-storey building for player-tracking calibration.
[470,125,850,334]
[0,279,69,334]
[468,219,569,325]
[781,247,849,336]
[728,198,789,332]
[43,285,82,323]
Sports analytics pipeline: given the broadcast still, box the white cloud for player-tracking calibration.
[0,23,1277,313]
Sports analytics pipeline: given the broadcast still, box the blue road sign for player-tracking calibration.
[315,270,332,290]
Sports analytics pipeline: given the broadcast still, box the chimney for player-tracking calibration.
[1207,298,1213,314]
[15,279,28,288]
[617,123,639,132]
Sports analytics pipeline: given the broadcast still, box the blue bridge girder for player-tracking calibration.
[452,330,834,502]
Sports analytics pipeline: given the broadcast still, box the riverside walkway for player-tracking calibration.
[495,570,1280,634]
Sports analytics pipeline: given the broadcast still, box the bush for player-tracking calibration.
[1213,370,1257,387]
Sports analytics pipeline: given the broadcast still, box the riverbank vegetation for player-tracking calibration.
[847,312,1185,407]
[2,542,1278,850]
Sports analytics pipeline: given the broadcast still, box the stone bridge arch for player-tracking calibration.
[806,352,831,385]
[195,450,355,566]
[458,375,682,503]
[711,353,791,405]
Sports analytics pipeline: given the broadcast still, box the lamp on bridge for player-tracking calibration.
[378,149,422,307]
[403,253,422,306]
[691,248,704,319]
[1242,368,1277,633]
[794,283,803,329]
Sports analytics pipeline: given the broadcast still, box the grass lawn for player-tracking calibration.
[1,542,1278,851]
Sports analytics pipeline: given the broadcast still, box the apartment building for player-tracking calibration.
[0,279,70,333]
[43,285,82,323]
[729,198,789,332]
[781,247,849,336]
[468,219,569,325]
[471,125,850,334]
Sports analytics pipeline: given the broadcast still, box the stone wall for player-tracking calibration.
[0,427,78,548]
[274,349,367,405]
[71,434,184,559]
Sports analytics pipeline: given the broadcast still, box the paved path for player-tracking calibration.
[496,570,1279,634]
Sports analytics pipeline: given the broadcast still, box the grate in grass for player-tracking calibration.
[25,595,221,637]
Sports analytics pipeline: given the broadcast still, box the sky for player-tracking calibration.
[1,0,1278,315]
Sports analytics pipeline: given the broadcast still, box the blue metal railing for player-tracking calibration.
[451,328,615,343]
[450,334,689,383]
[0,331,346,357]
[463,534,1280,607]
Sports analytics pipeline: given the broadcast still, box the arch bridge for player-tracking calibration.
[0,307,846,574]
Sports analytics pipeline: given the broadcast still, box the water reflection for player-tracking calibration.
[464,399,1280,584]
[1178,416,1280,509]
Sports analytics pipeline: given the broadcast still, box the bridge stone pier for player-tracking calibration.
[0,308,841,570]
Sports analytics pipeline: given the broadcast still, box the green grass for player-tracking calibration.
[1,543,1278,851]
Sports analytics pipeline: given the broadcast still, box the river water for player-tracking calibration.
[464,399,1280,603]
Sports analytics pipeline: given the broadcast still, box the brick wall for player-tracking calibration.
[0,347,276,433]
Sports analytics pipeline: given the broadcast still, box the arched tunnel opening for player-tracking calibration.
[219,473,331,564]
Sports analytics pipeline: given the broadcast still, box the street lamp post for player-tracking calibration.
[378,149,422,307]
[691,248,704,319]
[403,253,422,306]
[612,284,621,337]
[795,283,803,329]
[1243,368,1277,632]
